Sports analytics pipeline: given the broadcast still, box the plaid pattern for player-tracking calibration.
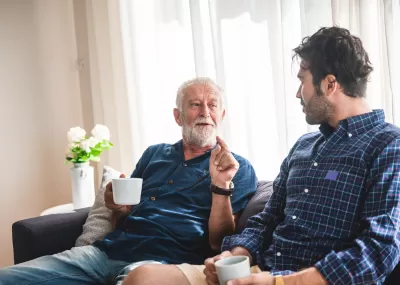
[222,110,400,284]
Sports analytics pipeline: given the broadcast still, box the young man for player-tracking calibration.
[0,77,257,285]
[179,27,400,285]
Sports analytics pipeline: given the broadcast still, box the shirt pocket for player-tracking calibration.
[176,170,210,191]
[307,162,367,235]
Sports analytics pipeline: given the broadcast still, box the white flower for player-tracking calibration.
[68,143,76,150]
[91,124,110,141]
[79,139,91,153]
[88,136,99,148]
[67,127,86,143]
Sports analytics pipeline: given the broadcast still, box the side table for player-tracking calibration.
[40,203,75,216]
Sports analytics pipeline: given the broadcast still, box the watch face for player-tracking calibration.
[230,181,234,189]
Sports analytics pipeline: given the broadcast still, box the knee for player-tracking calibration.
[122,265,157,285]
[0,267,25,285]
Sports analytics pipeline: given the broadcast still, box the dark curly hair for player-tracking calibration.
[293,27,373,98]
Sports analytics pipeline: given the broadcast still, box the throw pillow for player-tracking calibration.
[75,165,121,247]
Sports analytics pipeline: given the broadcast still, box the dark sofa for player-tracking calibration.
[12,181,400,284]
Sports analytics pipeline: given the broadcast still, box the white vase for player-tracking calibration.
[70,162,95,210]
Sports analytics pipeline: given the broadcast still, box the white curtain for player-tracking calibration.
[86,0,400,180]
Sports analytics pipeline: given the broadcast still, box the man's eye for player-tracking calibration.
[210,104,217,108]
[190,103,200,107]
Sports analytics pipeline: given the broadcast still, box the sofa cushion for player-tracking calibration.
[236,180,273,233]
[75,166,121,246]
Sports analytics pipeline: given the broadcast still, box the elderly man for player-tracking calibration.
[0,77,257,285]
[163,27,400,285]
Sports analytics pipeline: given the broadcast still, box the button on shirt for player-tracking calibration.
[222,110,400,284]
[94,140,257,265]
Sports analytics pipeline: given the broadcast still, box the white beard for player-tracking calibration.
[182,120,217,147]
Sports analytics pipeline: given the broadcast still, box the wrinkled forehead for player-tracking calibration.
[183,83,221,101]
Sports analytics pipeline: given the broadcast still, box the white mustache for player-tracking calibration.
[194,119,215,127]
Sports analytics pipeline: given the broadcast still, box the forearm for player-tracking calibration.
[221,207,279,263]
[281,267,328,285]
[209,192,235,251]
[111,210,129,230]
[314,234,400,284]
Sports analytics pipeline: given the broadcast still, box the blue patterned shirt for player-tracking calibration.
[222,110,400,284]
[95,140,257,264]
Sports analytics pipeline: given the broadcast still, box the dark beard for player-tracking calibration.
[305,87,334,125]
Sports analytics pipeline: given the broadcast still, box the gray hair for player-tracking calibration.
[176,77,224,111]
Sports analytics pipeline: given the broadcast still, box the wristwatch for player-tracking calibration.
[210,181,234,196]
[275,275,285,285]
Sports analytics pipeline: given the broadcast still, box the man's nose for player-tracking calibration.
[199,104,210,117]
[296,85,302,99]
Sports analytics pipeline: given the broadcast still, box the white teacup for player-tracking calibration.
[215,256,251,285]
[112,178,143,205]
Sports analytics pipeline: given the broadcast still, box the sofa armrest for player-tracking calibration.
[12,207,90,264]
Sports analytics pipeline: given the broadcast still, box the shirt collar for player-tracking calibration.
[319,109,385,138]
[174,140,216,162]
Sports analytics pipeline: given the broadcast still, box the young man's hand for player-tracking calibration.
[204,251,233,285]
[226,272,275,285]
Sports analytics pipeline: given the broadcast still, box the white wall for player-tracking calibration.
[0,0,83,267]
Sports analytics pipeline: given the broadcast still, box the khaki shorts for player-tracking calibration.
[176,264,262,285]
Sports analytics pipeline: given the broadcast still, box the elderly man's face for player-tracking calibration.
[177,84,225,147]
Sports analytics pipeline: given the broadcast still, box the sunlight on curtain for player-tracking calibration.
[117,0,400,180]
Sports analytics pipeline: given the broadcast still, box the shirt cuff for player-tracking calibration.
[221,234,260,264]
[314,252,352,285]
[270,270,296,276]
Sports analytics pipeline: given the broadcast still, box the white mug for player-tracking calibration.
[112,178,143,205]
[215,256,251,285]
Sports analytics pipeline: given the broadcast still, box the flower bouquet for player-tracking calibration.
[66,124,113,164]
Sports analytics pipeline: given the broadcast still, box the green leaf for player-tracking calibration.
[91,149,101,156]
[90,156,101,162]
[66,139,112,165]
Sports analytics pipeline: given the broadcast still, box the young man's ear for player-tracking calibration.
[323,74,337,95]
[173,108,183,126]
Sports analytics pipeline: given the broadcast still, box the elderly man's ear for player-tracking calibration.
[173,108,183,127]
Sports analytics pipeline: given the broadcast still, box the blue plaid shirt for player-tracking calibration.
[222,110,400,284]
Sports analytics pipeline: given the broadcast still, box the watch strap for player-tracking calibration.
[210,184,233,196]
[275,275,285,285]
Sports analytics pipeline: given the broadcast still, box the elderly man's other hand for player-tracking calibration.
[104,173,131,215]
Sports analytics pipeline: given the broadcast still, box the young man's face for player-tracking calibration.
[296,62,333,125]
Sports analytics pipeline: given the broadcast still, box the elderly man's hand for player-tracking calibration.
[226,272,275,285]
[104,173,131,215]
[210,136,239,188]
[204,251,233,285]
